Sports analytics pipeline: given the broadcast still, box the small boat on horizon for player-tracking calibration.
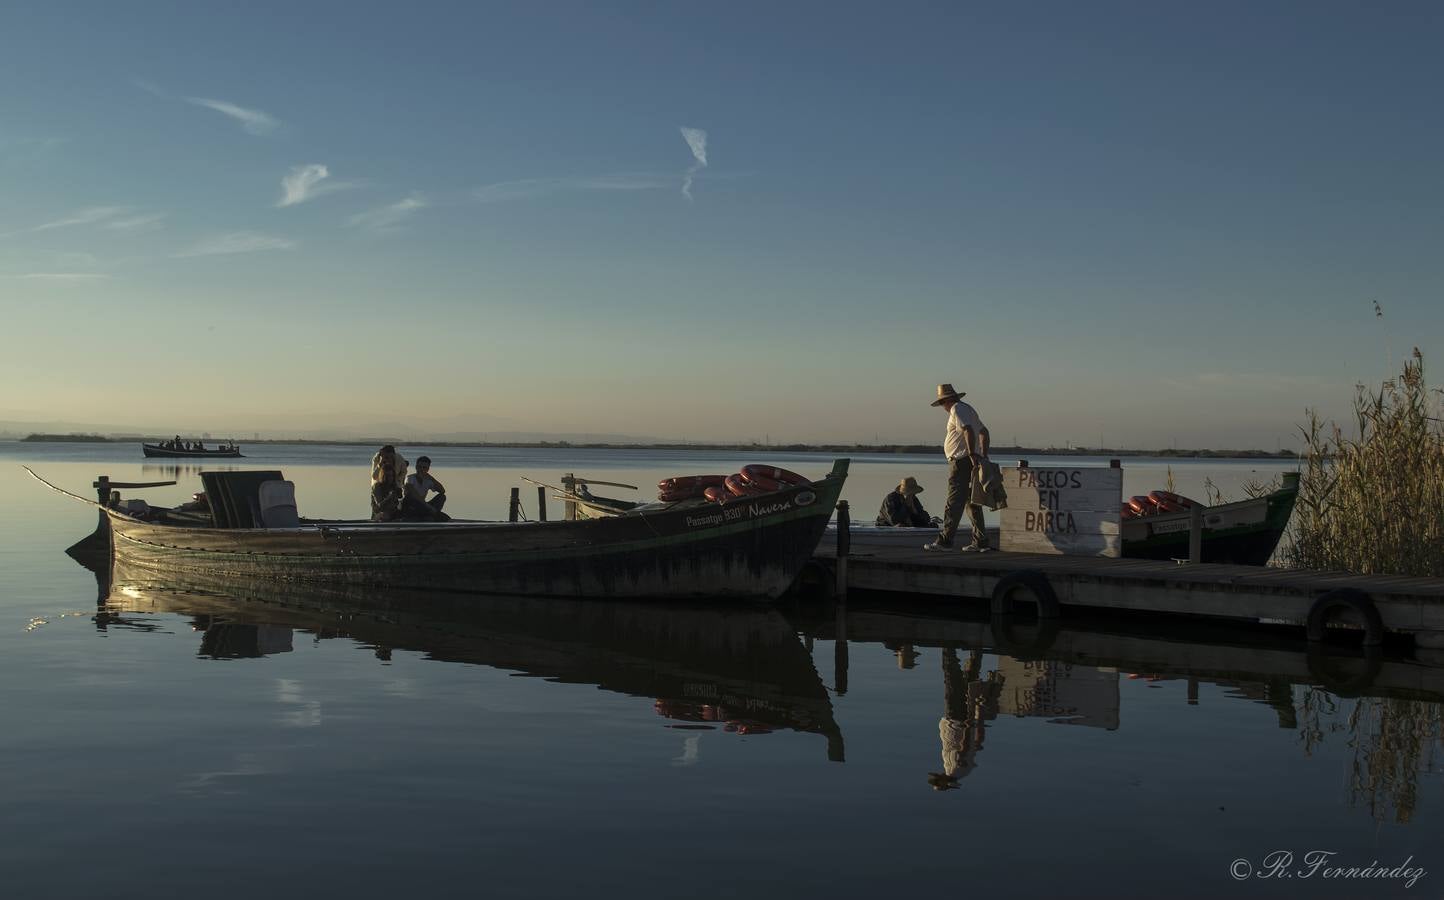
[141,442,244,459]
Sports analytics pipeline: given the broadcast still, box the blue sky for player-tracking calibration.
[2,1,1439,447]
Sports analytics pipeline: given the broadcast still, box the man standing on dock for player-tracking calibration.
[924,383,992,553]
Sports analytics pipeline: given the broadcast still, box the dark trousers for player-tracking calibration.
[401,493,448,521]
[937,457,988,548]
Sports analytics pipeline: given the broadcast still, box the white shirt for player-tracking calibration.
[405,472,440,500]
[943,400,986,460]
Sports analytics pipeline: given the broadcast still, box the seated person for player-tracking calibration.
[370,444,407,521]
[401,455,450,521]
[876,476,934,527]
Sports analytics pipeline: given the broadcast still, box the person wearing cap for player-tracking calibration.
[369,444,408,521]
[875,476,934,527]
[924,383,992,552]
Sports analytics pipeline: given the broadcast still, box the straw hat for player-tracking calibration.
[898,477,923,495]
[930,383,965,406]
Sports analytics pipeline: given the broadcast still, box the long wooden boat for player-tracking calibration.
[99,565,844,760]
[142,442,243,458]
[30,459,849,601]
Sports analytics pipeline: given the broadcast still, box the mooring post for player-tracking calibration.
[94,475,110,506]
[1188,504,1203,564]
[509,487,520,523]
[562,473,577,521]
[536,486,547,522]
[835,500,850,598]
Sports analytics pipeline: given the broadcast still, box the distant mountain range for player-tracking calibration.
[0,416,670,445]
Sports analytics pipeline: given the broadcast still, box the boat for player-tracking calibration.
[1119,473,1299,565]
[822,473,1300,566]
[142,442,243,458]
[28,459,850,601]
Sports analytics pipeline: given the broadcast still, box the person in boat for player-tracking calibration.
[173,435,181,450]
[401,455,450,521]
[370,445,408,521]
[875,476,934,527]
[923,383,993,553]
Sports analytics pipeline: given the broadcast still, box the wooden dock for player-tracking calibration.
[811,526,1444,649]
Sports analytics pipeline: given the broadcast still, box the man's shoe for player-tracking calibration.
[960,544,993,553]
[922,541,953,552]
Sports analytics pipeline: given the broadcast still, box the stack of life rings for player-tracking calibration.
[1121,490,1200,520]
[657,465,812,504]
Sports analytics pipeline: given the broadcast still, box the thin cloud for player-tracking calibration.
[176,232,296,257]
[31,206,128,232]
[679,126,708,200]
[347,194,427,232]
[473,174,672,204]
[186,97,280,135]
[277,164,358,207]
[18,273,110,281]
[104,213,166,232]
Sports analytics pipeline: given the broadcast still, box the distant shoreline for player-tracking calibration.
[15,432,1299,459]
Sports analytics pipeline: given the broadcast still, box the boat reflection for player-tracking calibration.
[101,562,846,762]
[141,463,240,479]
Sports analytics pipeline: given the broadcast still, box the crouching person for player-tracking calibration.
[876,477,933,527]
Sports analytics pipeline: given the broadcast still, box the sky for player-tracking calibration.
[1,1,1440,448]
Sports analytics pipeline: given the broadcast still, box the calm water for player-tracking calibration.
[2,442,1439,899]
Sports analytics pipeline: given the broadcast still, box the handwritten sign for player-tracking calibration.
[999,465,1122,557]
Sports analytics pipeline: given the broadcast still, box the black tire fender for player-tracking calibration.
[1306,588,1384,647]
[991,570,1060,619]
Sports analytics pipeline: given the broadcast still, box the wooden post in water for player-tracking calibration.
[1188,504,1203,564]
[536,486,547,522]
[835,500,850,598]
[562,473,577,521]
[508,487,521,523]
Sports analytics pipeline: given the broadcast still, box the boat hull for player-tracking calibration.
[105,463,848,601]
[1119,487,1298,566]
[142,443,243,458]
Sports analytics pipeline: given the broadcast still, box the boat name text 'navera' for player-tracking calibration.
[683,494,811,529]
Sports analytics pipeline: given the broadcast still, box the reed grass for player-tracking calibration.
[1284,348,1444,577]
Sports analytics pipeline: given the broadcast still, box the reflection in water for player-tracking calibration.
[791,603,1444,810]
[101,563,846,762]
[59,544,1444,818]
[141,463,241,479]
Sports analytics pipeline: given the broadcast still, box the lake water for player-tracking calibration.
[1,442,1438,898]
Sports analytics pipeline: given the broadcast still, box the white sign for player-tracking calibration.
[999,465,1122,557]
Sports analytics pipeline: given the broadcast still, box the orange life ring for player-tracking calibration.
[659,474,726,491]
[739,464,810,490]
[722,470,768,499]
[1127,495,1156,516]
[704,485,733,504]
[1148,490,1196,513]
